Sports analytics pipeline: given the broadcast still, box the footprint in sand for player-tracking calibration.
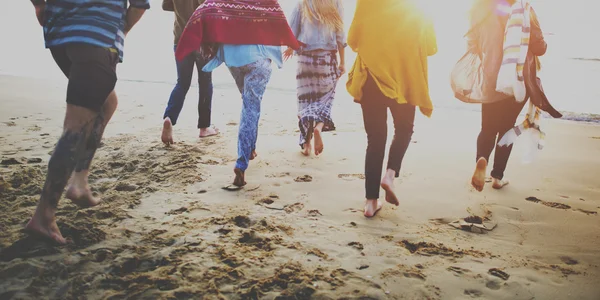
[488,268,510,280]
[307,209,323,217]
[485,280,502,290]
[201,159,221,165]
[464,289,483,298]
[448,266,471,276]
[266,172,290,178]
[307,248,329,260]
[559,256,579,265]
[380,265,426,281]
[527,196,597,215]
[525,196,571,210]
[348,241,364,251]
[165,207,188,216]
[294,175,313,182]
[284,202,305,214]
[338,173,365,180]
[258,197,276,205]
[233,215,253,228]
[575,208,598,216]
[27,125,42,132]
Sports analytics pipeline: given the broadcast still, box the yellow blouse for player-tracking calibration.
[346,0,437,117]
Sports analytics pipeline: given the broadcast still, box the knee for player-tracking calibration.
[366,133,386,151]
[176,78,192,90]
[479,124,497,137]
[394,122,414,139]
[198,72,212,84]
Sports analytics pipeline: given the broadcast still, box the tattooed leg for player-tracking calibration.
[26,105,100,244]
[67,91,118,207]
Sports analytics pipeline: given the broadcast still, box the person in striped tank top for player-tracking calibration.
[26,0,150,245]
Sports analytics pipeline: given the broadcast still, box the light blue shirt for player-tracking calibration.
[202,44,283,72]
[288,0,347,53]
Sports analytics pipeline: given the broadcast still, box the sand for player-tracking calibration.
[0,71,599,300]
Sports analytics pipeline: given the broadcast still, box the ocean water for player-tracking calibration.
[1,0,598,120]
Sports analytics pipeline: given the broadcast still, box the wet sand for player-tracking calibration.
[1,74,599,299]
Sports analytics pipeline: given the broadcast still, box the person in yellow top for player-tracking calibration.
[346,0,437,217]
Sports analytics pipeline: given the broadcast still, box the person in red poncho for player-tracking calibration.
[176,0,300,188]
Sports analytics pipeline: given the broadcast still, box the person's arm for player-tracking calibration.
[284,2,302,61]
[479,15,505,96]
[529,8,547,56]
[335,0,348,48]
[289,2,302,38]
[162,0,174,12]
[337,45,346,75]
[124,0,151,35]
[30,0,45,26]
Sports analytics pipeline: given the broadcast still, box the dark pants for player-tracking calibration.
[477,98,526,180]
[163,45,213,128]
[361,75,416,199]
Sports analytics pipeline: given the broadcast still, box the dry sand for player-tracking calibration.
[0,72,599,299]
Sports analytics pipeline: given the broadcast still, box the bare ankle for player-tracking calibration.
[32,203,57,223]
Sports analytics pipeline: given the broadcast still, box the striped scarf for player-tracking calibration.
[496,0,530,102]
[498,102,545,162]
[496,0,545,162]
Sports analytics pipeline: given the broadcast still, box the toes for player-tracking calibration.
[52,234,67,245]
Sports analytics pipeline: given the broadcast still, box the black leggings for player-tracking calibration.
[477,98,526,180]
[361,75,415,199]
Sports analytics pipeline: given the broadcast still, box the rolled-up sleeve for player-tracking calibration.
[289,3,302,37]
[336,0,347,47]
[129,0,150,9]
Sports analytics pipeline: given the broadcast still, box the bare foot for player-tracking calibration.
[199,126,219,138]
[233,168,247,187]
[380,170,399,206]
[471,157,487,192]
[313,128,324,156]
[364,199,383,218]
[250,150,258,160]
[161,118,174,145]
[492,178,509,189]
[66,184,101,208]
[25,207,67,245]
[301,142,311,156]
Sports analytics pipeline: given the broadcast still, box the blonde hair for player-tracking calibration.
[301,0,343,32]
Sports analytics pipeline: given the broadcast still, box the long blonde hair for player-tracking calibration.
[301,0,343,32]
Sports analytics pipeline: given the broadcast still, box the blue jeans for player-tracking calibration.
[228,59,273,171]
[163,45,213,128]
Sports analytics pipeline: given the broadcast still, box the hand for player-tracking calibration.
[35,4,45,26]
[338,63,346,76]
[283,47,294,62]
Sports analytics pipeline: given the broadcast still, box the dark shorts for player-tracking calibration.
[50,43,118,112]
